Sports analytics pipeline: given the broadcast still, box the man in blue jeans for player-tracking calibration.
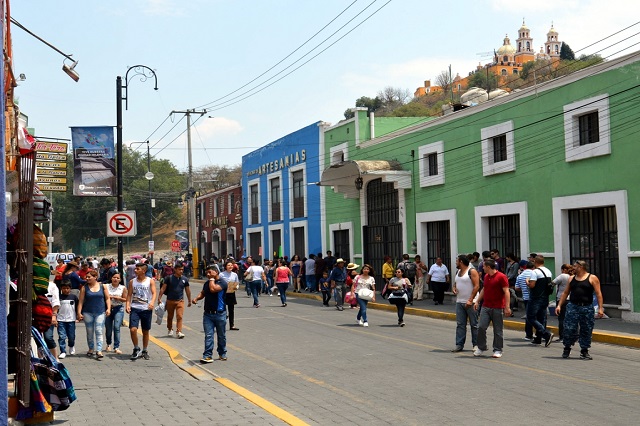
[193,265,228,363]
[526,255,554,347]
[451,255,480,353]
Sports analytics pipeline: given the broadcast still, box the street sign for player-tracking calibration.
[36,152,67,161]
[36,168,67,176]
[149,241,154,251]
[36,176,67,184]
[36,141,68,153]
[36,161,67,169]
[36,184,67,192]
[171,240,181,252]
[106,211,137,237]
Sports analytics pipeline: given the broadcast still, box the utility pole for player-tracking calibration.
[171,109,206,278]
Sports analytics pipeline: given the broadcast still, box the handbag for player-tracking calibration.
[31,327,77,411]
[357,288,374,301]
[344,292,356,305]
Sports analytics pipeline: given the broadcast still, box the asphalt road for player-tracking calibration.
[50,288,640,426]
[162,290,640,425]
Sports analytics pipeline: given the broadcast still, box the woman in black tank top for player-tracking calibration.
[555,261,604,360]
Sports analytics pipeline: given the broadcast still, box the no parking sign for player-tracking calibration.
[107,211,137,237]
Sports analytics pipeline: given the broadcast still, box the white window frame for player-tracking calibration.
[474,202,529,256]
[418,141,444,187]
[267,171,283,223]
[245,228,263,260]
[289,164,307,219]
[268,223,285,260]
[329,221,354,262]
[552,190,631,313]
[248,178,261,225]
[289,221,308,258]
[563,94,611,162]
[481,120,515,176]
[416,210,458,269]
[330,142,348,166]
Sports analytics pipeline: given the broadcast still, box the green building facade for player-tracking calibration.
[320,52,640,321]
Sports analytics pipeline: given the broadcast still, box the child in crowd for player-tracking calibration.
[57,280,79,359]
[319,271,331,306]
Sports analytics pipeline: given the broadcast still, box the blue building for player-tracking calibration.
[242,122,327,261]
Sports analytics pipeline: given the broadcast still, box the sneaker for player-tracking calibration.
[69,346,75,355]
[451,346,463,353]
[141,350,150,360]
[492,351,503,358]
[562,346,571,359]
[218,355,227,361]
[531,338,542,345]
[177,331,185,339]
[58,352,66,359]
[523,336,533,341]
[473,348,485,357]
[544,333,554,347]
[254,304,260,308]
[106,345,112,352]
[338,306,344,311]
[580,350,592,360]
[473,345,479,352]
[269,293,273,297]
[168,330,174,337]
[114,348,122,354]
[130,347,141,360]
[399,322,405,327]
[363,322,369,327]
[200,357,213,364]
[358,319,364,326]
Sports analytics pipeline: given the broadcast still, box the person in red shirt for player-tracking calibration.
[473,259,511,358]
[77,262,91,280]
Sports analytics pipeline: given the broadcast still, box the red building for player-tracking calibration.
[196,184,243,261]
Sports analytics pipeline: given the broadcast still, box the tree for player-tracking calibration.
[467,68,498,92]
[344,96,382,119]
[390,101,431,117]
[376,86,410,114]
[560,43,575,60]
[193,164,242,191]
[435,69,452,94]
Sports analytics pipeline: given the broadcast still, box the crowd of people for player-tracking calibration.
[44,249,605,367]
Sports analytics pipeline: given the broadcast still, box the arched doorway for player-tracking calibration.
[362,178,403,291]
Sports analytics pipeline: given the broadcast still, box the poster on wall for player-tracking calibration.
[70,126,116,196]
[175,229,189,251]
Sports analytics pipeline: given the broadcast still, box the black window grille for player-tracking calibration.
[578,111,600,145]
[250,184,259,224]
[292,170,304,218]
[270,178,280,221]
[425,152,438,176]
[492,134,507,163]
[488,214,520,258]
[426,221,451,271]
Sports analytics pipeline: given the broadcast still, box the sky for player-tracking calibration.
[12,0,640,173]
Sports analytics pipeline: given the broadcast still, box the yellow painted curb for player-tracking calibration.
[287,292,640,348]
[215,377,309,426]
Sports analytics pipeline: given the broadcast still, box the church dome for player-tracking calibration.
[519,19,529,31]
[548,24,558,35]
[497,35,516,56]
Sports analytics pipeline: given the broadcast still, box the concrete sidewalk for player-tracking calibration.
[289,289,640,348]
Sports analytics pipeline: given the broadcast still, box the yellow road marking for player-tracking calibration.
[140,321,309,425]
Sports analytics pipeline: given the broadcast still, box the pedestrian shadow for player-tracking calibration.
[377,324,404,328]
[336,323,363,327]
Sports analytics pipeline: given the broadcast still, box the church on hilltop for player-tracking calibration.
[414,20,564,98]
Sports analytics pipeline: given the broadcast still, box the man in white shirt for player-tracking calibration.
[526,255,554,347]
[427,257,450,305]
[451,255,480,352]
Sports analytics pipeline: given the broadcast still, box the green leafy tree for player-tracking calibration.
[344,96,382,119]
[390,101,431,117]
[560,43,575,60]
[467,69,498,92]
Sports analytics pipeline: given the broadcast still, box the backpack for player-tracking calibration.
[399,261,417,280]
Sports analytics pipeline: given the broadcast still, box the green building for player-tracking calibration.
[320,52,640,321]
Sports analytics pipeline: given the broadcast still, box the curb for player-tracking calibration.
[287,291,640,349]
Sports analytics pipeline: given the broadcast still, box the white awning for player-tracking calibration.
[319,160,411,199]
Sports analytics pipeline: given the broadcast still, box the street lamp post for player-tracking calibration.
[116,65,158,276]
[130,141,154,266]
